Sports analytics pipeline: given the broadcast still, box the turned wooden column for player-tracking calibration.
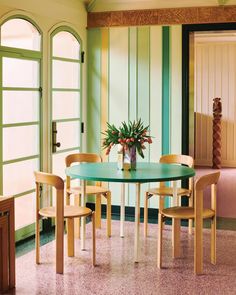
[212,97,222,169]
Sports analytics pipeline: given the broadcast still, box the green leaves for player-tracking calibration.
[101,118,153,157]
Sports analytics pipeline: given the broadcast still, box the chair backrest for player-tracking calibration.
[194,171,220,219]
[34,171,64,190]
[159,154,194,191]
[160,154,194,168]
[65,153,102,167]
[34,171,64,218]
[195,171,220,192]
[65,153,102,189]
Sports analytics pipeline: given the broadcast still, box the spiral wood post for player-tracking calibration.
[212,97,222,169]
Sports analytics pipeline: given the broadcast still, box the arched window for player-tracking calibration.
[51,28,82,179]
[1,18,41,51]
[0,17,42,240]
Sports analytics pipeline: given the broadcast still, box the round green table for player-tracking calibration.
[66,162,195,262]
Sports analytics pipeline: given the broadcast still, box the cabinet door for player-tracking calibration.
[0,215,9,292]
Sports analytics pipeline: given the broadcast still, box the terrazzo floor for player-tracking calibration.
[10,220,236,295]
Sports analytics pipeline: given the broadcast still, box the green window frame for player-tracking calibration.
[0,16,42,241]
[50,26,83,167]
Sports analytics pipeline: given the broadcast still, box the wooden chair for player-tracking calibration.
[157,171,220,274]
[144,154,194,237]
[34,171,96,274]
[65,153,111,238]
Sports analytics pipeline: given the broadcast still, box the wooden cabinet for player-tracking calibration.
[0,196,15,293]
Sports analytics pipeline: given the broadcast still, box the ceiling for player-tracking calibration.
[83,0,236,12]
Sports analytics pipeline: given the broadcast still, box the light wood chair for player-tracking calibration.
[144,154,194,237]
[157,171,220,274]
[34,171,96,274]
[65,153,111,238]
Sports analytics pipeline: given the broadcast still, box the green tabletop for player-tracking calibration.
[65,162,195,183]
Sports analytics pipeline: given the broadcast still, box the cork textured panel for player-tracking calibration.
[87,5,236,27]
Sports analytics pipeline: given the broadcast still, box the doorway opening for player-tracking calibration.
[182,23,236,223]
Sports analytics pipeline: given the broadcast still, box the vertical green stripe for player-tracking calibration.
[162,26,170,155]
[162,26,170,208]
[87,29,101,154]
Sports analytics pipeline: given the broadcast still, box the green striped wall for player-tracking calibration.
[87,25,182,209]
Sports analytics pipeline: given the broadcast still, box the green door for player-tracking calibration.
[51,28,82,181]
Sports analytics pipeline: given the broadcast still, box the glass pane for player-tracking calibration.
[15,193,35,230]
[56,121,80,151]
[3,57,39,87]
[52,91,80,120]
[52,60,80,89]
[1,18,41,51]
[52,149,79,179]
[3,91,39,124]
[53,31,80,59]
[3,125,39,161]
[3,158,39,195]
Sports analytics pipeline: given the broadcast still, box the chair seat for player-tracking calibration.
[67,185,109,195]
[161,206,215,219]
[39,205,92,218]
[147,187,191,197]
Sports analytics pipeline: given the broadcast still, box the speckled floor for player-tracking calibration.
[12,220,236,295]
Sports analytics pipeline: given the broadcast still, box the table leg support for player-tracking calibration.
[134,183,140,263]
[81,179,86,250]
[120,183,125,238]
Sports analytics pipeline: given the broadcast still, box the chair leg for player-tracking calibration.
[74,194,81,239]
[144,192,149,237]
[95,194,102,229]
[92,212,96,266]
[67,218,74,257]
[157,213,163,268]
[36,215,40,264]
[56,217,64,274]
[211,216,216,265]
[188,194,193,234]
[194,213,203,275]
[106,192,111,237]
[172,219,181,258]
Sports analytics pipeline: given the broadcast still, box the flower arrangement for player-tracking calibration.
[102,118,153,158]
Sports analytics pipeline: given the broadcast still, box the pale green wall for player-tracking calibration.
[87,25,182,208]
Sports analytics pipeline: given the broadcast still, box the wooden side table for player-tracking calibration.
[0,196,15,293]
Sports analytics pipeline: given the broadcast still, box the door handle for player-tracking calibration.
[52,122,61,152]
